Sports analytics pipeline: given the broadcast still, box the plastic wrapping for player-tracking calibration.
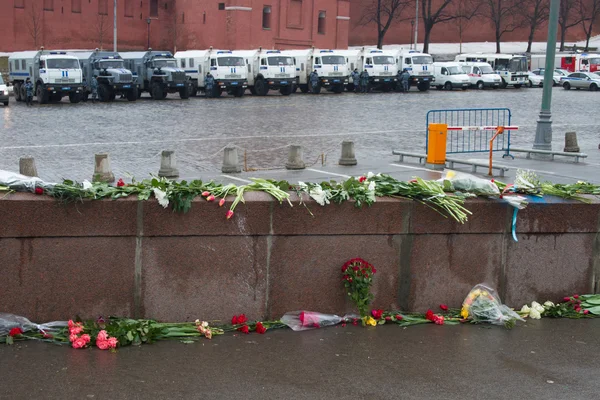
[461,284,524,327]
[0,170,55,192]
[442,170,500,196]
[280,311,353,331]
[0,313,68,336]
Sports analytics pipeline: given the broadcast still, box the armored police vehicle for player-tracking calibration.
[356,48,399,92]
[287,48,349,94]
[235,49,295,96]
[8,48,84,104]
[395,50,435,92]
[174,49,247,97]
[120,50,190,100]
[71,50,138,102]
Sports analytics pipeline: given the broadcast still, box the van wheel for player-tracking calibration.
[563,82,571,90]
[233,86,245,97]
[477,81,485,90]
[69,93,81,104]
[151,82,165,100]
[501,78,508,89]
[279,85,293,96]
[590,83,598,91]
[255,78,269,96]
[127,87,138,101]
[36,85,49,104]
[528,80,533,88]
[179,85,190,99]
[98,83,111,102]
[300,84,309,93]
[444,81,452,90]
[14,83,22,101]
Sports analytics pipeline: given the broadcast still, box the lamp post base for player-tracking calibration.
[533,110,553,150]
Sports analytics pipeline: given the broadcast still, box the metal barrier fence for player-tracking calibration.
[425,108,513,157]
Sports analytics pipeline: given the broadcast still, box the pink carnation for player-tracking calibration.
[69,333,78,343]
[96,340,110,350]
[80,334,91,344]
[107,337,118,348]
[96,330,108,342]
[69,326,83,335]
[72,337,88,349]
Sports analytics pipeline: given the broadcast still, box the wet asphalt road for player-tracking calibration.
[0,87,599,183]
[1,319,599,399]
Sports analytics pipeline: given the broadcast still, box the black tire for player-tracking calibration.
[528,80,533,88]
[109,91,116,101]
[563,82,571,90]
[435,85,443,90]
[98,83,111,102]
[69,93,81,104]
[492,86,499,89]
[20,84,28,102]
[539,82,543,88]
[190,82,198,97]
[309,82,321,94]
[233,86,245,97]
[444,81,452,91]
[590,83,598,91]
[501,78,508,89]
[14,83,22,102]
[299,84,309,93]
[461,86,468,90]
[151,82,165,100]
[254,78,269,96]
[332,85,343,94]
[3,101,8,106]
[249,87,257,95]
[137,88,142,99]
[279,85,293,96]
[127,87,138,101]
[81,91,89,102]
[211,86,221,98]
[477,81,485,90]
[36,84,48,104]
[50,94,62,103]
[514,84,522,89]
[382,85,391,93]
[179,85,190,99]
[417,81,430,92]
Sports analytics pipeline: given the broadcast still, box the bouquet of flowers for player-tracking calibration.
[461,284,523,328]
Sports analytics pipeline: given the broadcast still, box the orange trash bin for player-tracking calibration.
[426,123,448,166]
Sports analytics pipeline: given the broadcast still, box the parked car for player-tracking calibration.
[530,68,564,86]
[0,74,9,106]
[527,71,544,87]
[561,72,600,91]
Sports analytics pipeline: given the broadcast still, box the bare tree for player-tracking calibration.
[522,0,549,53]
[421,0,483,53]
[481,0,523,53]
[358,0,412,49]
[26,0,43,48]
[559,0,583,51]
[451,0,484,53]
[579,0,600,51]
[93,13,112,50]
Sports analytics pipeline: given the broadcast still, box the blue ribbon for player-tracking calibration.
[512,208,519,242]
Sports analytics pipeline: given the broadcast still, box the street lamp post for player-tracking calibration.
[414,0,419,51]
[113,0,117,52]
[533,0,560,150]
[410,20,414,49]
[146,18,152,50]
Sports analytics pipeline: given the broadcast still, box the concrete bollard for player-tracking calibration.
[338,141,357,166]
[564,132,580,153]
[19,156,38,177]
[221,146,241,173]
[285,145,306,170]
[158,150,179,178]
[92,153,115,183]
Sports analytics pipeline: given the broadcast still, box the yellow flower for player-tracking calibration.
[473,289,482,297]
[461,307,469,319]
[362,316,377,326]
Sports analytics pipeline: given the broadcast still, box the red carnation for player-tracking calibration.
[231,315,239,325]
[341,265,348,273]
[117,178,125,187]
[425,309,435,321]
[238,325,249,334]
[237,314,247,324]
[395,314,403,321]
[573,294,579,299]
[9,327,23,337]
[385,316,391,321]
[353,266,359,272]
[563,297,571,302]
[584,310,590,315]
[358,176,367,183]
[34,187,43,195]
[434,315,445,325]
[372,268,377,274]
[371,309,384,319]
[255,322,267,334]
[439,304,449,311]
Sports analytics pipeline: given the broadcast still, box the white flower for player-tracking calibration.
[201,321,209,328]
[297,181,308,190]
[367,172,375,179]
[309,185,330,206]
[520,305,531,317]
[82,180,93,190]
[531,301,545,314]
[529,308,542,319]
[543,301,555,309]
[153,188,169,208]
[368,181,376,192]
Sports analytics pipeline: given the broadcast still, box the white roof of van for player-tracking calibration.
[9,51,40,59]
[120,52,149,59]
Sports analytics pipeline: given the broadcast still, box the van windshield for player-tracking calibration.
[47,59,80,69]
[321,55,345,65]
[217,57,245,67]
[480,65,495,74]
[99,60,125,69]
[447,66,463,75]
[153,59,178,68]
[267,56,294,66]
[373,56,395,64]
[508,57,528,72]
[412,56,433,64]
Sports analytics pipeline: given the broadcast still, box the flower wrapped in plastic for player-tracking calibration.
[441,170,500,196]
[280,311,350,331]
[460,284,524,328]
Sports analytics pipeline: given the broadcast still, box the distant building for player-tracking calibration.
[0,0,349,52]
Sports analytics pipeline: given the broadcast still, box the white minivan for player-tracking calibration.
[432,62,470,90]
[459,62,502,89]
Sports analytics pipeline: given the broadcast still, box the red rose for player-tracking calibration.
[348,277,353,283]
[425,309,434,321]
[358,176,367,183]
[434,315,445,325]
[371,309,384,319]
[231,315,239,325]
[341,266,348,273]
[573,294,579,299]
[372,268,377,274]
[563,297,571,302]
[117,178,125,187]
[34,187,43,195]
[255,322,267,334]
[237,314,247,324]
[238,325,249,334]
[584,310,590,315]
[352,266,359,272]
[385,316,391,321]
[395,314,403,321]
[9,327,23,337]
[440,304,449,311]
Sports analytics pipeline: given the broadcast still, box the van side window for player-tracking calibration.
[198,65,202,73]
[261,58,267,66]
[366,58,372,65]
[301,62,304,71]
[315,57,321,64]
[211,59,216,67]
[350,62,354,70]
[441,67,448,75]
[189,58,194,67]
[405,58,411,65]
[473,67,480,74]
[181,59,186,68]
[21,60,26,69]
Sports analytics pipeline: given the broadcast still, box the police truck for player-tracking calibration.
[236,49,296,96]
